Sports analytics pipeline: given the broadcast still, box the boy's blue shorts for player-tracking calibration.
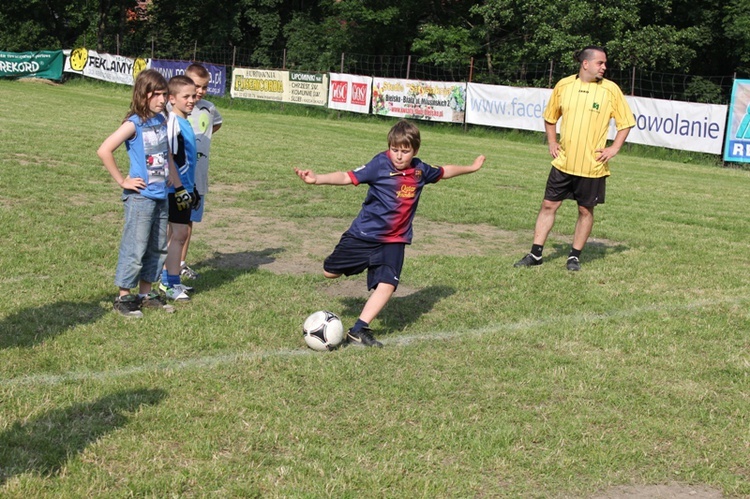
[324,231,405,290]
[190,194,205,222]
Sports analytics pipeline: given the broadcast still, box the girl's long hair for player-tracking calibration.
[126,69,168,122]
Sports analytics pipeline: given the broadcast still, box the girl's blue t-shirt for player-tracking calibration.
[125,114,169,200]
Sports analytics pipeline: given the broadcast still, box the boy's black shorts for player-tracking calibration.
[324,231,405,291]
[544,167,606,207]
[167,192,192,224]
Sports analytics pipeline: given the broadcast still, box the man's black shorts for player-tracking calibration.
[167,192,192,224]
[544,167,606,207]
[324,231,405,290]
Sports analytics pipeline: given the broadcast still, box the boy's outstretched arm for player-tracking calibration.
[441,155,485,179]
[294,167,353,185]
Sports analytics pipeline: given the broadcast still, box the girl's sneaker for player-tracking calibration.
[159,280,193,293]
[165,284,191,301]
[113,294,143,318]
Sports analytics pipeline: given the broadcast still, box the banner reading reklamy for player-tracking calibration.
[63,48,149,86]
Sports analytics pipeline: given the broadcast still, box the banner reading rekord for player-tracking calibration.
[372,78,466,123]
[0,51,64,80]
[63,48,149,85]
[723,79,750,163]
[328,73,372,114]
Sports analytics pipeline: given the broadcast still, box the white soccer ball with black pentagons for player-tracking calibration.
[303,311,345,351]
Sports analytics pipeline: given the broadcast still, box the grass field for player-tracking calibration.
[0,77,749,497]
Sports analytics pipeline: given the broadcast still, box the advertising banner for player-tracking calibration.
[328,73,372,113]
[723,80,750,163]
[0,50,64,80]
[626,96,726,156]
[63,48,149,85]
[466,82,551,132]
[150,59,226,96]
[466,82,726,155]
[287,71,328,106]
[372,78,466,123]
[231,67,328,106]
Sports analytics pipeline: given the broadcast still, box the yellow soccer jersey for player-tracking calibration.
[544,74,635,178]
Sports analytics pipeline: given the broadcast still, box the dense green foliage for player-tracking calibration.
[1,0,747,78]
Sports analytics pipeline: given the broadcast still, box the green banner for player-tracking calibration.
[0,50,64,80]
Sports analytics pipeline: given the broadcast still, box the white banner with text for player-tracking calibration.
[231,67,328,106]
[372,78,466,123]
[466,82,727,155]
[63,48,149,86]
[328,73,373,114]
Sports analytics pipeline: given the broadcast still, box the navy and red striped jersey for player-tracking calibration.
[346,151,444,243]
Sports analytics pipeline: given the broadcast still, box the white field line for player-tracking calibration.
[1,296,744,388]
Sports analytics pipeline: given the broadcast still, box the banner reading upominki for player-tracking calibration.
[328,73,372,114]
[372,78,466,123]
[150,59,226,96]
[0,51,64,80]
[231,67,328,106]
[64,48,149,85]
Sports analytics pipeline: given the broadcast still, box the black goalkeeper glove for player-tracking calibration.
[174,186,192,211]
[192,188,201,210]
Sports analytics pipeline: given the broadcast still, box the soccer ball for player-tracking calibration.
[303,311,345,351]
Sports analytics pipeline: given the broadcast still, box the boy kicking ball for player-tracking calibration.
[295,119,485,347]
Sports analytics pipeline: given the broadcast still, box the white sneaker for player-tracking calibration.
[165,283,191,301]
[160,280,193,293]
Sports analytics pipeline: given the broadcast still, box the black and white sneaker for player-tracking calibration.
[113,294,143,318]
[514,253,543,267]
[180,265,199,280]
[566,256,581,271]
[346,327,383,348]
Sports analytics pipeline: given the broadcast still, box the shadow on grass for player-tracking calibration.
[545,241,628,264]
[0,388,167,485]
[184,248,283,295]
[0,297,110,350]
[339,285,455,335]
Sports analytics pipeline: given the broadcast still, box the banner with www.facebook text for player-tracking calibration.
[466,82,726,155]
[150,59,226,96]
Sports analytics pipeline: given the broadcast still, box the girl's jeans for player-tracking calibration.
[114,192,168,290]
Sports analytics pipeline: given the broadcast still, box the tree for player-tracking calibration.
[0,0,93,50]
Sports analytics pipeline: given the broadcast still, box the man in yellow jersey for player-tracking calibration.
[514,46,635,271]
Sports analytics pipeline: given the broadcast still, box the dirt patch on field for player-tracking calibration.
[589,483,723,498]
[197,207,526,274]
[195,183,626,297]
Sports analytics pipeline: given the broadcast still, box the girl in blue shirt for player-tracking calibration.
[98,69,185,317]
